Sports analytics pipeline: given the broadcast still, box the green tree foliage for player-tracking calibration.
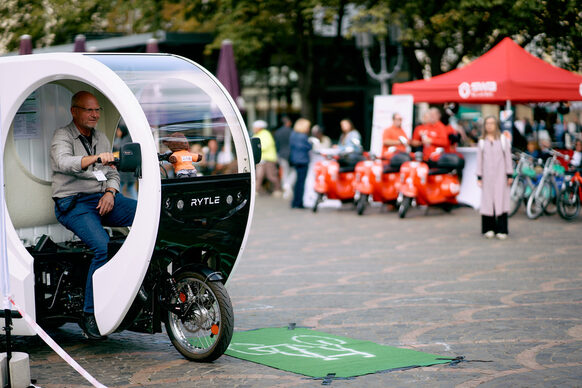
[358,0,582,78]
[174,0,364,120]
[0,0,108,53]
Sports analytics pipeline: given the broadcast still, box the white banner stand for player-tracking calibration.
[370,94,414,156]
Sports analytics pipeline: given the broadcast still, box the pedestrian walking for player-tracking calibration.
[274,116,295,198]
[476,116,513,239]
[252,120,282,196]
[289,118,312,209]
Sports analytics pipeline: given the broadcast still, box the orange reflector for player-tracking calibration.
[179,292,186,303]
[211,324,219,335]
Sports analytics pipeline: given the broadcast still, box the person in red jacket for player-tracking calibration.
[381,113,409,157]
[411,108,449,162]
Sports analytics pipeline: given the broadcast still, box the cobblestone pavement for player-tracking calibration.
[6,196,582,387]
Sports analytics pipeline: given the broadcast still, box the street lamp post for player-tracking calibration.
[355,30,402,95]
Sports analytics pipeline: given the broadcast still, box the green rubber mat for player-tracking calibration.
[225,327,454,378]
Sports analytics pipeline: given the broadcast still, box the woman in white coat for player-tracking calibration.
[476,116,513,239]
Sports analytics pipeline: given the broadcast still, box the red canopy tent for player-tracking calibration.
[392,37,582,104]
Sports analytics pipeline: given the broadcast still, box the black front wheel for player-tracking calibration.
[312,193,323,213]
[356,194,368,215]
[165,271,234,362]
[557,183,580,221]
[398,196,412,219]
[509,176,526,217]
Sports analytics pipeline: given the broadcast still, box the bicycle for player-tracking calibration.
[526,150,567,219]
[509,152,538,217]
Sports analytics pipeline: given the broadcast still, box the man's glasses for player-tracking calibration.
[74,106,103,114]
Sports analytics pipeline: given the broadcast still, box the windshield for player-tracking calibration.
[89,54,248,177]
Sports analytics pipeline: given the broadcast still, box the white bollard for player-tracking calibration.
[0,353,6,386]
[0,352,31,388]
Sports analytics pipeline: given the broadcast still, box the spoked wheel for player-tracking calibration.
[398,196,412,219]
[557,184,580,221]
[165,271,233,362]
[509,177,526,217]
[356,194,368,215]
[526,182,550,219]
[543,180,559,215]
[312,193,323,213]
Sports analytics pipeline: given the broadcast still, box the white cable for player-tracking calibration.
[8,296,107,388]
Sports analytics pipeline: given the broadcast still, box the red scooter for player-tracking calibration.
[354,149,412,215]
[312,148,365,212]
[397,150,464,218]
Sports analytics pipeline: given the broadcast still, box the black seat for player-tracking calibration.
[384,152,411,174]
[428,168,452,175]
[338,153,365,173]
[382,165,400,174]
[436,153,465,172]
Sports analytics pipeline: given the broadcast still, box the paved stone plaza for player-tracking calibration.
[7,196,582,387]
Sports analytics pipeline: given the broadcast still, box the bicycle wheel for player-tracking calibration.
[526,180,550,219]
[509,176,526,217]
[543,179,559,215]
[165,271,234,362]
[557,183,580,220]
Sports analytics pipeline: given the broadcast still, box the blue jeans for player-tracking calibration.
[292,164,308,208]
[55,192,137,313]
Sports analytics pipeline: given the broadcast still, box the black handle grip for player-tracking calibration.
[96,157,119,166]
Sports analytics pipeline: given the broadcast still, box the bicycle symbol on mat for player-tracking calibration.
[228,335,376,361]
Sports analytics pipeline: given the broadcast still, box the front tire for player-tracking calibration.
[526,181,550,219]
[509,177,525,217]
[543,180,559,215]
[312,193,323,213]
[557,183,580,220]
[165,271,234,362]
[398,196,412,218]
[356,194,368,215]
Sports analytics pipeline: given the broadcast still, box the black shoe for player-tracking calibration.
[81,313,107,340]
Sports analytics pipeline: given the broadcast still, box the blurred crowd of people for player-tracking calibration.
[453,110,582,156]
[252,116,335,208]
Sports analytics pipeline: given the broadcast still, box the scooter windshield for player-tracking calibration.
[88,54,249,177]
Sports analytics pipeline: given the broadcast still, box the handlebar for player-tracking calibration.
[549,149,569,160]
[96,157,120,166]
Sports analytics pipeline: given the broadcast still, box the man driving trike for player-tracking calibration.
[50,91,137,339]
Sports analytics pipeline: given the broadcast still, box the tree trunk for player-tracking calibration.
[294,0,317,123]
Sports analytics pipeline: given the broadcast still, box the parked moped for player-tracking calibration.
[397,151,464,218]
[354,149,411,215]
[312,147,365,212]
[1,53,260,362]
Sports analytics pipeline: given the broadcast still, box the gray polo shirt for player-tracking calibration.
[51,121,120,198]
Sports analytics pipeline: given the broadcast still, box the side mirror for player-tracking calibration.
[251,137,262,164]
[118,142,142,178]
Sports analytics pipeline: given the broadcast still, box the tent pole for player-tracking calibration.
[505,100,511,111]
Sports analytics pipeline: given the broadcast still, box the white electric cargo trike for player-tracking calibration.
[0,53,260,361]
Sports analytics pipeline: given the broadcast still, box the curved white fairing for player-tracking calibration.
[0,54,161,335]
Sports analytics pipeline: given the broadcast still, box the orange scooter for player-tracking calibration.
[354,149,412,215]
[397,150,464,218]
[312,148,365,212]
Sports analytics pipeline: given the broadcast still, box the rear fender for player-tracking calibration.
[173,264,224,283]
